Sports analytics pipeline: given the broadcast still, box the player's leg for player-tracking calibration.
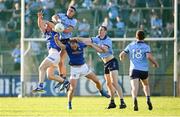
[85,72,110,98]
[68,75,77,109]
[47,65,64,82]
[104,74,116,109]
[32,58,52,93]
[141,78,153,110]
[109,70,126,109]
[130,78,139,111]
[58,49,67,78]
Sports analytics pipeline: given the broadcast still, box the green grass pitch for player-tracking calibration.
[0,96,180,117]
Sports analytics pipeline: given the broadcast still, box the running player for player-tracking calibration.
[32,12,69,93]
[119,30,159,111]
[52,6,77,83]
[71,26,126,109]
[54,38,110,110]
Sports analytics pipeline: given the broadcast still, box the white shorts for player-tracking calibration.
[46,48,60,66]
[70,63,92,79]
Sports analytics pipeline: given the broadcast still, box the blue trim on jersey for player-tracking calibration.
[44,31,61,52]
[66,42,87,65]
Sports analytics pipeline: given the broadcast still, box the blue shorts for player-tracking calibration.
[130,69,148,80]
[104,58,119,74]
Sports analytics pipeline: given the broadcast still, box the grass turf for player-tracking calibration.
[0,96,180,117]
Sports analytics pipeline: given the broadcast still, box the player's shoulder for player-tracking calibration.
[129,41,136,46]
[72,18,77,24]
[57,13,65,17]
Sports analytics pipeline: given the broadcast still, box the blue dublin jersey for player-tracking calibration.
[44,31,61,52]
[124,41,151,71]
[91,35,113,59]
[66,42,87,65]
[57,13,77,39]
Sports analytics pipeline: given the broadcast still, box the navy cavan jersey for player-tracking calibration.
[44,31,61,52]
[66,42,87,65]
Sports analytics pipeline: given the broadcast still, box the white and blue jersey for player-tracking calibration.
[44,31,61,52]
[124,41,151,71]
[91,35,113,59]
[66,42,87,65]
[56,13,77,39]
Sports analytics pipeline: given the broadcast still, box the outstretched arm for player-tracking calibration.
[54,34,66,50]
[147,53,159,68]
[119,51,127,61]
[37,12,46,33]
[83,41,108,53]
[70,37,92,43]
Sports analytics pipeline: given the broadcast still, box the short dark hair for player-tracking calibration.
[70,39,77,43]
[136,30,145,40]
[70,6,76,12]
[100,25,107,31]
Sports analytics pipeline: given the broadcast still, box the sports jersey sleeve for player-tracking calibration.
[124,44,130,54]
[103,39,112,48]
[82,42,87,48]
[70,19,77,28]
[57,13,64,19]
[145,45,151,53]
[91,37,98,44]
[65,43,70,51]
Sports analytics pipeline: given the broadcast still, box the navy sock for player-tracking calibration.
[38,83,43,88]
[147,96,150,102]
[110,99,115,104]
[68,101,72,106]
[120,99,124,104]
[100,90,103,94]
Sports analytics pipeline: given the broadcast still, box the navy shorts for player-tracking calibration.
[104,58,119,74]
[130,69,148,80]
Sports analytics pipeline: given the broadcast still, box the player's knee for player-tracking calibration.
[39,65,45,71]
[106,81,112,88]
[69,86,75,92]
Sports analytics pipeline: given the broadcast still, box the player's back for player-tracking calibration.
[125,41,150,71]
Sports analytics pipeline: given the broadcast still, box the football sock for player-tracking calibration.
[110,99,115,104]
[120,99,125,104]
[38,83,43,88]
[68,101,72,108]
[147,96,150,102]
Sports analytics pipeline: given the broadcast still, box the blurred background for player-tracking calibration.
[0,0,179,97]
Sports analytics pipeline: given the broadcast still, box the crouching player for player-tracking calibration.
[32,12,69,93]
[54,38,110,110]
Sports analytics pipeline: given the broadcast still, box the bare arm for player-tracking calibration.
[37,12,46,33]
[71,37,91,42]
[54,34,66,50]
[147,53,159,68]
[99,45,108,53]
[84,41,103,53]
[119,51,127,61]
[51,15,59,24]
